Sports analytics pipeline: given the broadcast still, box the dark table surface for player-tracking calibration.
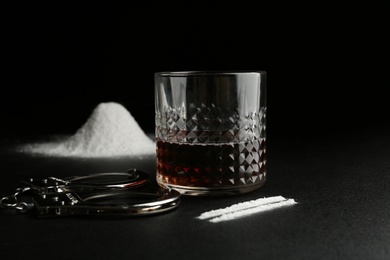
[1,128,390,260]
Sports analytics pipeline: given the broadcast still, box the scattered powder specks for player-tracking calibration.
[19,102,156,158]
[197,196,297,223]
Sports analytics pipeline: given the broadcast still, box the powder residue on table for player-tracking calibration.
[197,196,297,223]
[19,102,156,158]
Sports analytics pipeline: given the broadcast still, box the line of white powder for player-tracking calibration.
[197,196,297,223]
[197,196,287,220]
[209,199,297,223]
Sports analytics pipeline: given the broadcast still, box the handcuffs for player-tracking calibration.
[0,169,181,218]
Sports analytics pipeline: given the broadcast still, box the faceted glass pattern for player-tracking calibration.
[155,71,267,195]
[156,103,266,144]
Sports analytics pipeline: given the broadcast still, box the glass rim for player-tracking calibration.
[155,70,266,77]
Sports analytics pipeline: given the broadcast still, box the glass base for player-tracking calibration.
[157,176,266,196]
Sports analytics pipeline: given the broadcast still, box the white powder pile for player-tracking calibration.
[20,102,156,158]
[197,196,297,223]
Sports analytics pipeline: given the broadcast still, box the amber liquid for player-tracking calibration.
[156,139,266,193]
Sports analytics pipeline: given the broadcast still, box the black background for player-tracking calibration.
[1,3,390,259]
[2,2,388,138]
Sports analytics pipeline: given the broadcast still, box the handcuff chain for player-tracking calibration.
[0,187,32,212]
